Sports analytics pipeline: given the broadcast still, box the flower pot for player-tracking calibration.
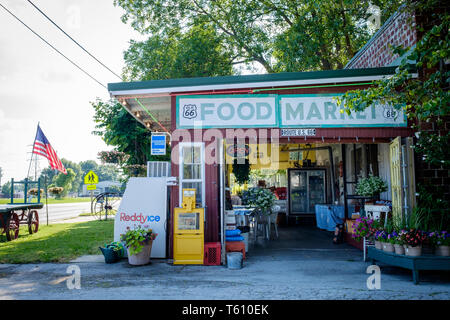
[394,244,405,255]
[382,243,395,253]
[375,241,382,250]
[127,241,153,266]
[404,245,422,257]
[435,245,450,257]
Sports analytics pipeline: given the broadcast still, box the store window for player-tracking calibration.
[179,142,205,206]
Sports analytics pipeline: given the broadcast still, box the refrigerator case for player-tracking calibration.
[288,169,326,215]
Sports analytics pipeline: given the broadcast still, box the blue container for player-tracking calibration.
[226,252,243,269]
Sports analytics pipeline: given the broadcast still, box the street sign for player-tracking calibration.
[84,170,99,184]
[86,184,97,191]
[151,134,166,156]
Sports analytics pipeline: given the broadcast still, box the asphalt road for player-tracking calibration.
[37,202,93,223]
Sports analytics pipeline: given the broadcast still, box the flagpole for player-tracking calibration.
[27,123,39,180]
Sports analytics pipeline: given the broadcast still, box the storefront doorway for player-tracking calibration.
[223,141,393,252]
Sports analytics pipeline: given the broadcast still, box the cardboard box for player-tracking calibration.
[345,219,357,234]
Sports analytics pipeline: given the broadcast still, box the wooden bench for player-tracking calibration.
[367,246,450,284]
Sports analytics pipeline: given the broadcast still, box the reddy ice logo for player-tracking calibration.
[120,212,161,224]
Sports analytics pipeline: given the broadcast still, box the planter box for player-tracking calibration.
[344,232,363,251]
[367,246,450,284]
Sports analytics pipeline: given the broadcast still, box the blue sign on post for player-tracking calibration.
[151,134,166,155]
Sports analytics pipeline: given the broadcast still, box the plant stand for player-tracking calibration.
[363,237,375,262]
[367,246,450,284]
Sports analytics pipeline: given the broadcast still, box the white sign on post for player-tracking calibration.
[114,177,168,258]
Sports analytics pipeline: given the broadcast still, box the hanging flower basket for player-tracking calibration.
[48,187,64,196]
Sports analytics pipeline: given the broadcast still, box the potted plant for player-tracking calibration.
[351,217,374,242]
[430,231,450,256]
[355,175,388,200]
[403,229,427,257]
[99,241,125,263]
[120,226,158,265]
[374,230,387,250]
[242,187,275,215]
[393,230,406,255]
[382,232,396,253]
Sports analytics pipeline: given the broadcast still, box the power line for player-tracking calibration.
[26,0,122,80]
[1,2,170,134]
[0,2,106,89]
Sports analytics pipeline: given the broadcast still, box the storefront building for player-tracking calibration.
[107,9,427,260]
[108,66,419,258]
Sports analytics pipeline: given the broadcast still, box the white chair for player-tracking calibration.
[265,205,280,240]
[364,205,391,227]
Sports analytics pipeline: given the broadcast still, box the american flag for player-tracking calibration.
[32,125,67,174]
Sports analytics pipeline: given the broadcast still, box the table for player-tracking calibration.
[367,246,450,284]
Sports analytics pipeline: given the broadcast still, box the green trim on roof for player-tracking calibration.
[108,66,398,93]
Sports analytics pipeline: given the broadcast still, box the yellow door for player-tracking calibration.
[390,137,402,220]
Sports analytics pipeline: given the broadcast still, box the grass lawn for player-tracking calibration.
[0,220,113,263]
[0,197,92,205]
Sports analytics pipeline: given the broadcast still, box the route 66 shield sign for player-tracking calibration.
[182,104,197,119]
[382,105,398,119]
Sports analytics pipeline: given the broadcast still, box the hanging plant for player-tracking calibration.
[355,175,388,197]
[232,158,251,185]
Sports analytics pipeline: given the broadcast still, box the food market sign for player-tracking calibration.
[176,94,406,128]
[177,95,277,128]
[279,95,406,127]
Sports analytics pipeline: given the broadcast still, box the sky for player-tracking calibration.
[0,0,145,184]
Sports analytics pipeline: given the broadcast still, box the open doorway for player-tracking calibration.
[222,141,392,252]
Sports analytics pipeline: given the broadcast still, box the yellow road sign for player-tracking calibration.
[86,184,97,191]
[84,170,99,184]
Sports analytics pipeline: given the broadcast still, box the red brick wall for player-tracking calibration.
[346,11,416,69]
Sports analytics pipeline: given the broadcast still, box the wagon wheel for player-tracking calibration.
[92,194,104,220]
[93,193,121,221]
[6,212,20,241]
[27,210,39,234]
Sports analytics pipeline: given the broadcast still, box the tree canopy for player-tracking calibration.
[114,0,402,72]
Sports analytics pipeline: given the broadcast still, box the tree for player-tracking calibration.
[80,160,99,174]
[1,181,11,196]
[54,168,76,198]
[61,159,82,194]
[123,21,234,81]
[339,1,449,169]
[97,164,120,182]
[92,99,154,165]
[39,167,57,186]
[114,0,402,72]
[338,1,449,213]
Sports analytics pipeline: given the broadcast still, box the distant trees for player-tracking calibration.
[39,158,121,197]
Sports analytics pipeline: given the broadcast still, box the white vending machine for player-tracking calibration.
[114,177,168,258]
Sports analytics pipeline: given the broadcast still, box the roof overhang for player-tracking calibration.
[108,66,417,133]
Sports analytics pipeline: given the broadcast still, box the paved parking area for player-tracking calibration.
[0,226,449,300]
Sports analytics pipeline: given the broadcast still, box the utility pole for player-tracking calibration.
[0,167,3,189]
